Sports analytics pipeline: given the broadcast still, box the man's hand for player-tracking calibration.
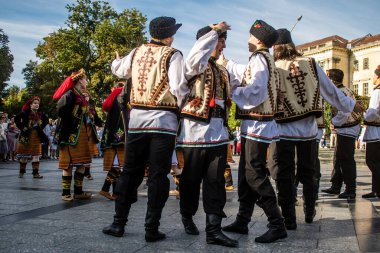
[353,101,365,113]
[115,51,121,60]
[209,21,231,33]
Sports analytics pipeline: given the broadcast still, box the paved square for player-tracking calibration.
[0,150,379,252]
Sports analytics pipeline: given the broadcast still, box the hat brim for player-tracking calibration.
[171,23,182,36]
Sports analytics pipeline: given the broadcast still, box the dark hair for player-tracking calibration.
[273,42,303,61]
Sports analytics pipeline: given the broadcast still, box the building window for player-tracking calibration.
[318,61,325,69]
[353,60,358,71]
[363,58,369,70]
[353,83,358,94]
[310,46,316,50]
[363,83,368,96]
[319,44,325,48]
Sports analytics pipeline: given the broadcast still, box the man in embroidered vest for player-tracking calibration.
[53,69,93,201]
[321,69,361,199]
[362,66,380,199]
[221,20,287,243]
[177,22,238,247]
[273,29,364,229]
[102,16,189,242]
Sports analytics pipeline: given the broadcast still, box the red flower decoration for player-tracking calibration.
[255,23,261,28]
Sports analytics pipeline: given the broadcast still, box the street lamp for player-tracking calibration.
[290,15,303,32]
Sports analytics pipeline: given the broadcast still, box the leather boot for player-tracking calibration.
[255,202,287,243]
[102,201,130,237]
[338,190,356,199]
[181,215,199,235]
[281,206,297,230]
[145,208,166,242]
[206,214,238,248]
[222,220,249,234]
[321,186,341,194]
[222,202,253,234]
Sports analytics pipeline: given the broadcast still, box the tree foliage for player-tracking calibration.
[18,0,147,117]
[0,29,14,100]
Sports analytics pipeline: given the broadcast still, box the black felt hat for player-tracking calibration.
[196,25,227,40]
[327,69,344,83]
[274,28,293,45]
[249,20,278,48]
[149,16,182,39]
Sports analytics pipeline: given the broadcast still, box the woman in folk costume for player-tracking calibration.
[83,97,103,180]
[53,68,93,201]
[15,96,48,178]
[362,66,380,199]
[99,84,126,200]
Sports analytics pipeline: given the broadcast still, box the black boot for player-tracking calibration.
[145,208,166,242]
[222,201,253,234]
[321,186,341,194]
[102,202,130,237]
[206,214,238,248]
[255,203,287,243]
[222,220,249,234]
[303,190,317,224]
[181,215,199,235]
[281,206,297,230]
[338,190,356,199]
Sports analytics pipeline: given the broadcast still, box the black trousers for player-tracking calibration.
[114,133,175,210]
[277,139,317,218]
[366,141,380,195]
[330,134,356,192]
[179,145,227,218]
[314,141,321,197]
[236,138,282,225]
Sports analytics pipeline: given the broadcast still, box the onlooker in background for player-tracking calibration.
[6,116,19,161]
[0,114,9,162]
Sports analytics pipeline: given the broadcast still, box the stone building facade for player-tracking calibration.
[297,34,380,97]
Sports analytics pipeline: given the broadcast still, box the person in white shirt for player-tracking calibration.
[321,69,361,199]
[177,22,238,247]
[362,66,380,198]
[272,29,364,229]
[103,16,188,242]
[222,20,287,244]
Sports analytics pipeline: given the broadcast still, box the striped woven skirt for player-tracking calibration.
[59,123,91,170]
[17,129,41,158]
[87,125,99,157]
[102,145,125,171]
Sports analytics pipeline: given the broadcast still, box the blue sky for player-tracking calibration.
[1,0,378,88]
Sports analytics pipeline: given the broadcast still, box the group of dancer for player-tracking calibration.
[14,16,380,248]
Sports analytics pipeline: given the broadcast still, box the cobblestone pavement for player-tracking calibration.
[0,154,379,253]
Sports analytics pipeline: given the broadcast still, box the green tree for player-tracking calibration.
[0,29,14,100]
[24,0,147,116]
[228,102,241,130]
